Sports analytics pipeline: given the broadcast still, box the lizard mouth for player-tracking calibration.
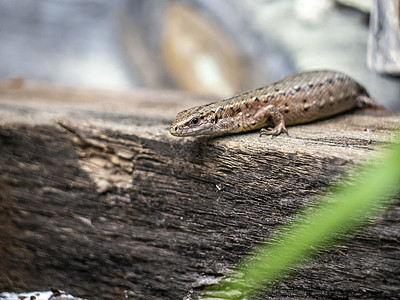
[169,125,194,137]
[169,124,183,136]
[169,123,192,136]
[169,122,214,137]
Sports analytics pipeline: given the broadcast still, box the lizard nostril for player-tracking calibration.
[174,126,178,131]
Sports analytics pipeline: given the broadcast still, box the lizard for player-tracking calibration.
[169,70,383,137]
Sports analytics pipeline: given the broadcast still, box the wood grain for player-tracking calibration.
[0,83,399,299]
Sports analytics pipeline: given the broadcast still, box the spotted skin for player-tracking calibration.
[170,70,382,137]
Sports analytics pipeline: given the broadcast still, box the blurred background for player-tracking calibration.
[0,0,399,109]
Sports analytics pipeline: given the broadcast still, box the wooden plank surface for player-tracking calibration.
[0,83,399,299]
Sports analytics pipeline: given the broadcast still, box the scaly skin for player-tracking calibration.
[170,70,382,137]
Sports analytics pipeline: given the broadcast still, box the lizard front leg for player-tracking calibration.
[253,104,288,136]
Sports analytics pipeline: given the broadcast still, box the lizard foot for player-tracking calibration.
[260,122,288,137]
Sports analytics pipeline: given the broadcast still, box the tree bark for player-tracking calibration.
[0,83,399,299]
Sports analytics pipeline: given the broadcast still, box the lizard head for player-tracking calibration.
[170,104,219,137]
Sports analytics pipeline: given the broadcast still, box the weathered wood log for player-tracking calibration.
[0,83,399,299]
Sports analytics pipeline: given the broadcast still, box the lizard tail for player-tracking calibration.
[356,95,385,110]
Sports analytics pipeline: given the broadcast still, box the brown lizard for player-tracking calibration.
[170,70,382,137]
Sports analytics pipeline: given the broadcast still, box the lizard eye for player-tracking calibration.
[192,117,199,124]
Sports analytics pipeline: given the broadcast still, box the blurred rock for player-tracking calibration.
[0,290,85,300]
[120,0,293,97]
[368,0,400,75]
